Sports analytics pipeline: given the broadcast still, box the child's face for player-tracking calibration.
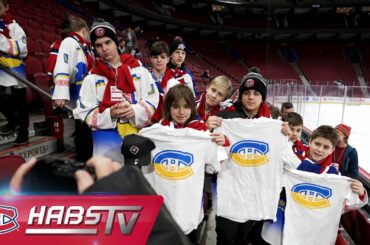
[289,125,303,142]
[309,137,335,163]
[94,37,119,63]
[206,84,228,108]
[170,50,186,67]
[170,98,191,124]
[335,129,346,145]
[0,2,9,17]
[150,53,169,73]
[241,89,262,115]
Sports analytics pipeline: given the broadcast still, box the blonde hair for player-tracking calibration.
[208,75,233,99]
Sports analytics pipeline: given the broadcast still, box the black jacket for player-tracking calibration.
[84,166,191,245]
[340,144,359,179]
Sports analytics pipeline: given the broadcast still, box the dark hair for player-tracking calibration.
[150,41,169,57]
[248,66,261,74]
[310,125,338,147]
[60,15,89,39]
[281,102,293,112]
[283,112,303,126]
[269,105,280,119]
[163,85,196,125]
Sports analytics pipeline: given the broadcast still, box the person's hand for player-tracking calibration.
[55,99,66,108]
[281,122,292,137]
[110,101,135,119]
[9,158,37,193]
[348,179,365,196]
[206,116,222,130]
[75,156,122,194]
[119,104,135,119]
[210,132,226,146]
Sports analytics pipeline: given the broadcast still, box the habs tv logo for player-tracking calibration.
[0,196,163,244]
[0,205,19,234]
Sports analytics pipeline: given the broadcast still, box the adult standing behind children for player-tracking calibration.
[73,19,159,164]
[332,123,359,178]
[0,0,29,145]
[51,15,94,161]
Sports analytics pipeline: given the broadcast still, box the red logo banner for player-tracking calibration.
[0,195,163,244]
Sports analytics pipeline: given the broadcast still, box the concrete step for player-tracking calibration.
[0,114,47,146]
[0,136,57,161]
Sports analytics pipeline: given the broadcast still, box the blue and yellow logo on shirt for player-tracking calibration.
[153,150,194,180]
[291,183,332,209]
[230,140,269,166]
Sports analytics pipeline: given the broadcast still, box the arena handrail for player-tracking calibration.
[0,63,73,113]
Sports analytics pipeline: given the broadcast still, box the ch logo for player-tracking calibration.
[230,140,269,166]
[291,183,332,209]
[0,205,19,234]
[153,150,194,180]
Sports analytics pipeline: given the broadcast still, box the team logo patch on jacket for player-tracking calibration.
[291,183,332,209]
[0,205,19,234]
[153,150,194,180]
[230,140,269,166]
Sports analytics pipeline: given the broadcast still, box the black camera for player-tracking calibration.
[22,158,95,194]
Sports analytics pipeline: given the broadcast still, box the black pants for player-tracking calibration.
[74,119,93,162]
[0,86,29,136]
[216,216,256,245]
[186,229,197,244]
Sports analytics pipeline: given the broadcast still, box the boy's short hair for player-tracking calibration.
[208,75,233,99]
[269,105,280,119]
[150,41,169,57]
[310,125,338,147]
[283,112,303,126]
[281,102,293,112]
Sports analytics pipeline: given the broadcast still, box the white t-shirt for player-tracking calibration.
[282,168,366,245]
[140,124,227,234]
[215,118,300,222]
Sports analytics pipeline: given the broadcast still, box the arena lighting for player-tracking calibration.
[213,0,250,5]
[361,6,370,12]
[212,4,225,12]
[336,7,355,14]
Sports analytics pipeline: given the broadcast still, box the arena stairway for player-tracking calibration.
[0,113,58,161]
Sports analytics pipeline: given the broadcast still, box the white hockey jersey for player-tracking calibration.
[140,124,227,234]
[0,20,27,88]
[52,36,92,106]
[73,66,159,163]
[215,118,301,222]
[282,168,367,245]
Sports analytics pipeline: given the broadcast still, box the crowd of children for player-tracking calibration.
[1,4,367,244]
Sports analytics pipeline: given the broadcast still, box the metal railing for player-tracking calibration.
[0,63,73,113]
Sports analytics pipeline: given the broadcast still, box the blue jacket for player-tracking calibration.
[340,144,359,179]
